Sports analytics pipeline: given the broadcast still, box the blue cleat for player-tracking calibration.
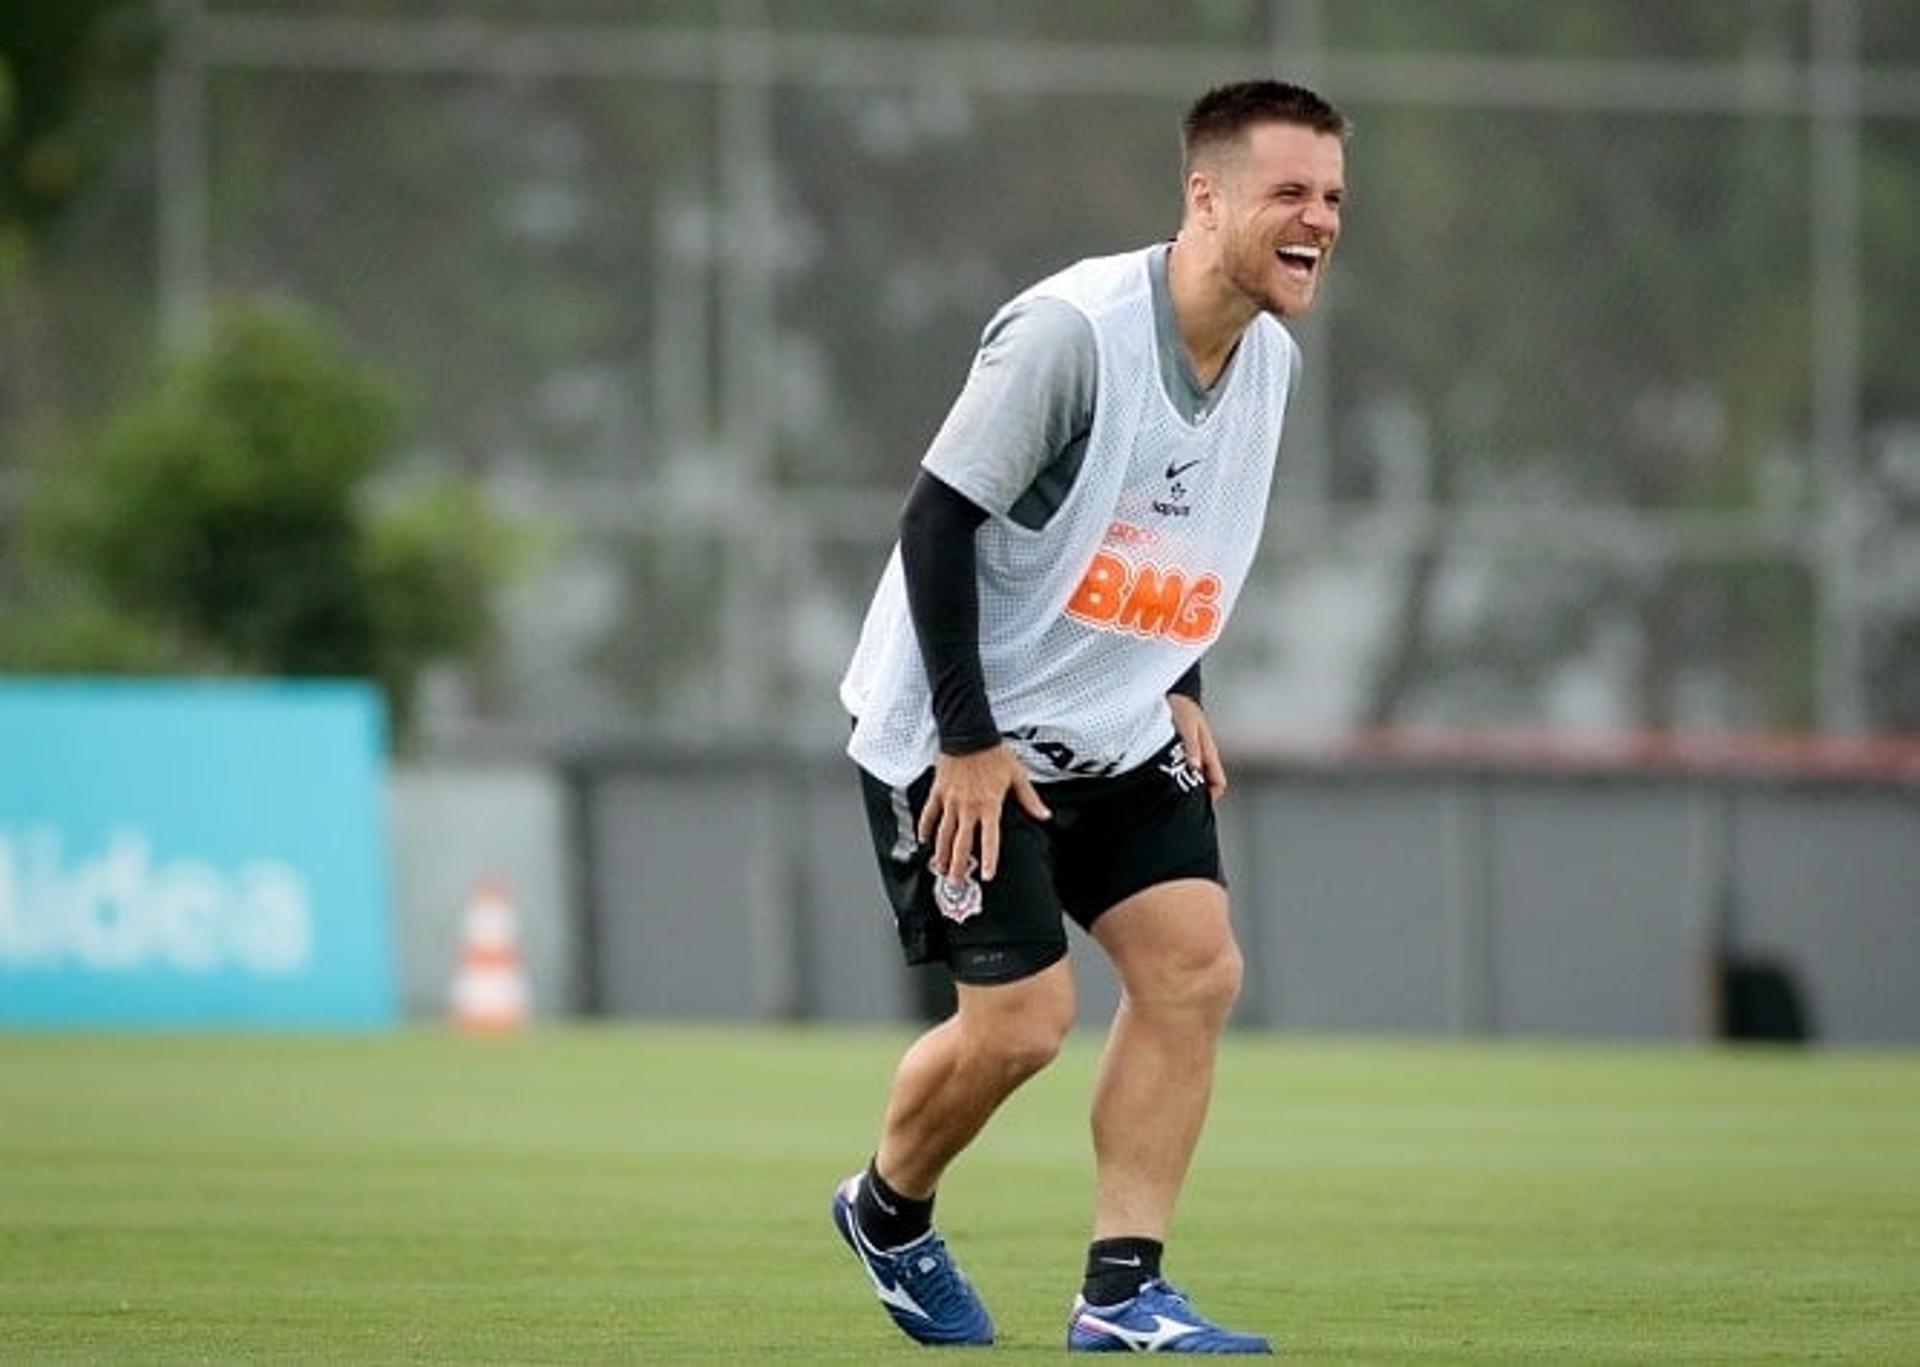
[831,1172,995,1346]
[1067,1279,1272,1354]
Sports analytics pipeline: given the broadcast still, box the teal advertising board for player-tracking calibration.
[0,681,395,1027]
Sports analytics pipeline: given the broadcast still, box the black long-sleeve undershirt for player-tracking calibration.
[899,471,999,754]
[898,470,1202,755]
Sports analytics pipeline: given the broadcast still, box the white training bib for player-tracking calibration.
[842,247,1296,788]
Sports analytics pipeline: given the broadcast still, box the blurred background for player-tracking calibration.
[2,1,1916,1041]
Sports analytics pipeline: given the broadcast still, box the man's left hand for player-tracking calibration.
[1168,692,1227,799]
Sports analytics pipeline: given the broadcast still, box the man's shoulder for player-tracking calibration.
[983,294,1094,357]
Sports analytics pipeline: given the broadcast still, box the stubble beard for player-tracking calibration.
[1227,238,1311,321]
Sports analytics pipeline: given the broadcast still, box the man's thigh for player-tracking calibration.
[1088,877,1237,1001]
[1050,736,1224,931]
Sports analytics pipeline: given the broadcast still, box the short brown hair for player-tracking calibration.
[1182,80,1348,175]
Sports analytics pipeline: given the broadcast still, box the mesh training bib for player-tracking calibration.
[842,247,1296,788]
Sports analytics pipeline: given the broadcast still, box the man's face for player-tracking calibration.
[1207,122,1345,318]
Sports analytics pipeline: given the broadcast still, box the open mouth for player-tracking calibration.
[1276,243,1321,281]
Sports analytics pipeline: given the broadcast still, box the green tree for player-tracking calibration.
[0,1,142,436]
[4,299,520,745]
[0,1,130,262]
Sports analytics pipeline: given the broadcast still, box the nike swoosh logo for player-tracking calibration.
[1164,459,1203,480]
[1098,1255,1143,1268]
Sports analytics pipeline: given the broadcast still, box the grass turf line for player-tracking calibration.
[2,1028,1917,1363]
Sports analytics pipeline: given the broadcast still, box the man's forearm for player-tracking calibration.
[899,471,1000,754]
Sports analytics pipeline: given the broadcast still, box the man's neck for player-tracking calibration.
[1166,231,1261,390]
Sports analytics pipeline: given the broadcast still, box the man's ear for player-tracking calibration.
[1184,168,1220,230]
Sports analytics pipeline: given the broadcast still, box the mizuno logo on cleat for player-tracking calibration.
[873,1277,930,1321]
[842,1205,931,1321]
[1077,1311,1204,1351]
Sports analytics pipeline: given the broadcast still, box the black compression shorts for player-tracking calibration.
[856,733,1224,985]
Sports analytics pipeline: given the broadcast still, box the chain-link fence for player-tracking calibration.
[6,0,1918,747]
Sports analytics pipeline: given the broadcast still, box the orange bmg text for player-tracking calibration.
[1064,551,1221,644]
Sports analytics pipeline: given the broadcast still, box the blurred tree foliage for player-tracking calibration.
[0,1,129,260]
[0,2,146,437]
[3,302,521,744]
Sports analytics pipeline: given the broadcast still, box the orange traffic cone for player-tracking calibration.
[450,876,531,1033]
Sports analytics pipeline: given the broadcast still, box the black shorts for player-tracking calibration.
[856,733,1224,985]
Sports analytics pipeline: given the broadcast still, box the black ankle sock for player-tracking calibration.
[855,1157,934,1250]
[1083,1236,1163,1306]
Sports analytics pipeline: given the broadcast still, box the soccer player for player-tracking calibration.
[833,79,1346,1353]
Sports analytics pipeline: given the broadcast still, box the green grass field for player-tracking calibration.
[3,1028,1917,1363]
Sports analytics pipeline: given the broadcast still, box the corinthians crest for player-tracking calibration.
[933,858,984,924]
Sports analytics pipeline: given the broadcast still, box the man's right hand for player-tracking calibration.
[917,743,1053,883]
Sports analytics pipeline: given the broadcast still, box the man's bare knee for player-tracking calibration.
[959,965,1075,1083]
[978,1021,1067,1082]
[1132,938,1243,1025]
[1202,940,1245,1019]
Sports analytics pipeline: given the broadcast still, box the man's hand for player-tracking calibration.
[1169,693,1228,799]
[917,743,1052,882]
